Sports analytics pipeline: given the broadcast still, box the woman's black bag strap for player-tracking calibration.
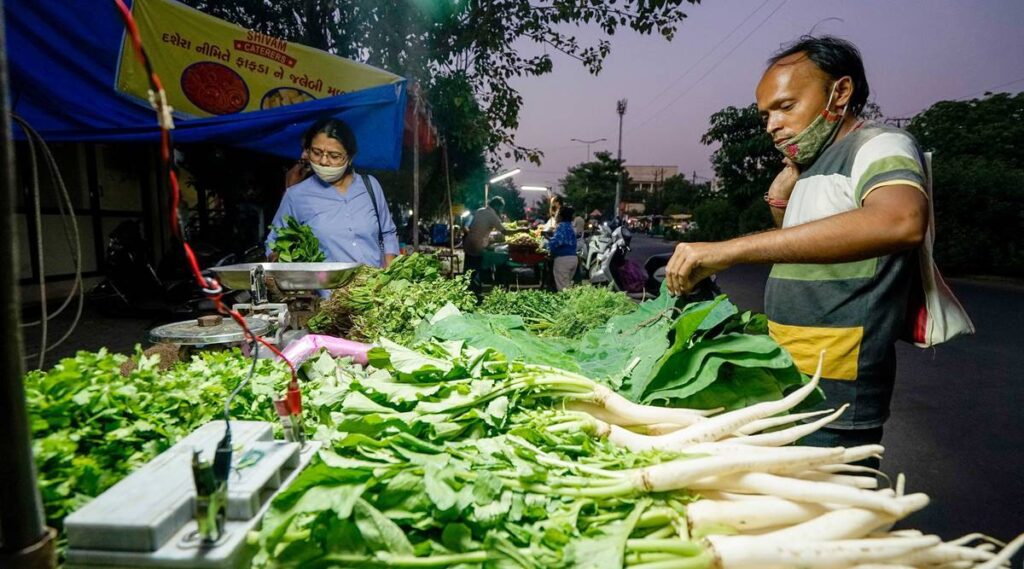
[360,174,386,262]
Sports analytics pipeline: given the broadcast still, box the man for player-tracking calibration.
[463,196,510,296]
[665,36,930,449]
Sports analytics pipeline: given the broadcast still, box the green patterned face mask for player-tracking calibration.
[775,81,847,165]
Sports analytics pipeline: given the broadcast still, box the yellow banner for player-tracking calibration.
[116,0,401,117]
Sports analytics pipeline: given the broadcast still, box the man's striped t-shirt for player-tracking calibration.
[765,122,927,429]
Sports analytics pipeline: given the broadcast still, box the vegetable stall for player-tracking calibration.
[21,253,1024,567]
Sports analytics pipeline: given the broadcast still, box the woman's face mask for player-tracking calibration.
[775,80,848,165]
[310,160,349,183]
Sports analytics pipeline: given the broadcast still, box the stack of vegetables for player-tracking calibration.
[24,270,1023,566]
[507,232,543,252]
[480,286,637,339]
[424,289,810,413]
[26,349,290,529]
[247,341,1024,568]
[308,253,475,345]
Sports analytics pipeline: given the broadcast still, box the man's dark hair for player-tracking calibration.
[558,205,575,223]
[488,196,505,211]
[769,35,870,117]
[303,117,358,156]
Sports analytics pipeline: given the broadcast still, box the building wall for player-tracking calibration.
[625,165,679,194]
[14,142,165,294]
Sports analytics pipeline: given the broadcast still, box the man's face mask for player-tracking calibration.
[775,80,848,165]
[310,160,349,183]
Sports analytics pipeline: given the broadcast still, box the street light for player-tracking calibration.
[570,138,607,162]
[613,99,627,219]
[485,168,521,203]
[520,185,549,192]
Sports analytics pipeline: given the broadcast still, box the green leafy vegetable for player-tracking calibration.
[310,253,475,345]
[269,215,326,262]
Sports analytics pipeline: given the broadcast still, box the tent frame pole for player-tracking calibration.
[412,84,420,251]
[0,0,56,565]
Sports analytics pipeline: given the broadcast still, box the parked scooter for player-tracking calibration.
[641,252,721,301]
[585,220,633,291]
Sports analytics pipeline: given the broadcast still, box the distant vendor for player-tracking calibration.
[463,196,511,295]
[267,118,399,267]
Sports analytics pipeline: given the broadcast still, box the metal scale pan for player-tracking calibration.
[210,262,363,291]
[148,315,272,346]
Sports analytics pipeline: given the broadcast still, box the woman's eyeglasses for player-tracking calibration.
[308,147,348,164]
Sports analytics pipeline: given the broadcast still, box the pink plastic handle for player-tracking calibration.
[278,334,371,367]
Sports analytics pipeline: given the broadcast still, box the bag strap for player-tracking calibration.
[360,174,386,264]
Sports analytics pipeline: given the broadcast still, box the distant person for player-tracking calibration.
[546,206,578,291]
[541,195,564,234]
[463,196,510,295]
[572,212,585,237]
[665,36,937,452]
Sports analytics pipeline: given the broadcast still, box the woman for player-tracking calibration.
[541,195,563,235]
[267,118,399,268]
[546,205,578,291]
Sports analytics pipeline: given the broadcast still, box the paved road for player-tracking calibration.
[629,234,1024,545]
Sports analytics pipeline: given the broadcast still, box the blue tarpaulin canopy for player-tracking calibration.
[4,0,408,169]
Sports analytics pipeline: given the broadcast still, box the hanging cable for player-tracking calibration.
[110,0,297,382]
[22,108,47,370]
[14,115,85,366]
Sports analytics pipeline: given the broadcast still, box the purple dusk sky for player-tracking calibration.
[503,0,1024,198]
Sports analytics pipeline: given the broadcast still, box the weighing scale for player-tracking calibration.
[147,262,362,352]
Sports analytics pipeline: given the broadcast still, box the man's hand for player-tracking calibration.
[767,158,800,227]
[665,241,732,296]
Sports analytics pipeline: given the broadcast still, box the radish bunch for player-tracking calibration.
[525,352,1024,568]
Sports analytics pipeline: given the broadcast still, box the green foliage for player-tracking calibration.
[182,0,701,165]
[908,93,1024,275]
[909,93,1024,169]
[311,254,476,344]
[423,288,819,412]
[656,174,708,215]
[664,103,778,241]
[26,349,290,528]
[927,156,1024,275]
[629,296,819,411]
[481,286,638,340]
[561,151,627,219]
[252,341,692,568]
[701,104,777,210]
[686,199,738,242]
[737,199,773,236]
[268,215,326,262]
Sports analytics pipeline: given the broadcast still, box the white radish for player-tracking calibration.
[733,408,835,436]
[758,495,928,542]
[847,565,919,569]
[689,472,913,516]
[628,422,688,435]
[686,497,826,532]
[727,405,849,447]
[628,447,844,493]
[680,442,841,458]
[886,542,1000,566]
[562,379,717,426]
[614,355,824,451]
[794,471,880,490]
[705,534,940,568]
[838,444,886,465]
[975,532,1024,569]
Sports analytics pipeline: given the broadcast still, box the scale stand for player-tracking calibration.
[148,262,362,353]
